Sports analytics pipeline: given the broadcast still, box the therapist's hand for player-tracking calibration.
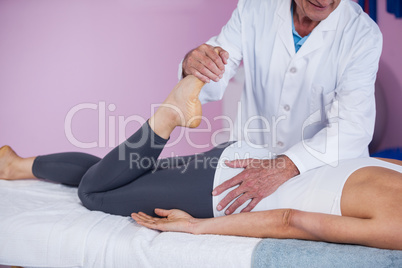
[212,155,300,215]
[182,44,229,83]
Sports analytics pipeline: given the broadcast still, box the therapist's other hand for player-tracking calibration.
[131,208,198,234]
[212,155,300,215]
[182,44,229,83]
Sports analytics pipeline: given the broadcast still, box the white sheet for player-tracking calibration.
[0,179,260,268]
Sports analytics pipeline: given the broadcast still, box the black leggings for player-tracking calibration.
[32,122,232,218]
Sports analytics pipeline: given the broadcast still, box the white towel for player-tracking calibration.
[0,179,260,267]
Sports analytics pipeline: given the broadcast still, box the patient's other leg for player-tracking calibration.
[0,145,101,186]
[32,152,101,186]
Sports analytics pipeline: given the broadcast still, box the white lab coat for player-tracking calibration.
[179,0,382,173]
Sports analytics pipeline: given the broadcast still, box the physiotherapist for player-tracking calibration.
[178,0,383,216]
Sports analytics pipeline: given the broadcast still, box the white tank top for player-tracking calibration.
[212,141,402,217]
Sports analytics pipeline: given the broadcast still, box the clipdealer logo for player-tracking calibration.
[64,100,340,165]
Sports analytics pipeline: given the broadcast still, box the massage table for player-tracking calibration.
[0,179,258,267]
[1,179,402,267]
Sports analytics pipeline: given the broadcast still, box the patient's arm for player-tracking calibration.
[132,165,402,250]
[133,207,401,250]
[133,209,361,243]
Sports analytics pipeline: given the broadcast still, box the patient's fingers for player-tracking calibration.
[131,213,142,222]
[132,214,167,231]
[136,220,158,230]
[138,212,154,220]
[132,213,154,224]
[138,215,156,223]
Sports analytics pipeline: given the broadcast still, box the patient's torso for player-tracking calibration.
[212,141,402,217]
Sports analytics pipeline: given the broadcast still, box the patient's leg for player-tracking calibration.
[75,75,204,191]
[79,142,228,217]
[0,76,214,216]
[76,76,210,215]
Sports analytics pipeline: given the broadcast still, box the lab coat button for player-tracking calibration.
[290,67,297,73]
[277,141,284,147]
[284,105,290,111]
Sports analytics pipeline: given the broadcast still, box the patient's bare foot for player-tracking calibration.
[0,145,20,180]
[163,75,205,128]
[149,75,205,139]
[0,145,35,180]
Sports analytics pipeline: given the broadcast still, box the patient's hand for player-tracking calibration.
[131,208,199,234]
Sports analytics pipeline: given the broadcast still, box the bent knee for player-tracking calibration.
[78,186,101,212]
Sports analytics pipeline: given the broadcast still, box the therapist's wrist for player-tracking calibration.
[278,155,300,178]
[182,51,192,79]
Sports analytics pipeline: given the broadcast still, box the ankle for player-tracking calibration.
[5,157,35,180]
[149,107,178,139]
[2,156,19,179]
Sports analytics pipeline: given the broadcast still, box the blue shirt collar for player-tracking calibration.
[291,2,310,52]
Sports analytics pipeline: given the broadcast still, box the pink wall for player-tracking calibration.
[375,0,402,151]
[0,0,237,158]
[0,0,401,160]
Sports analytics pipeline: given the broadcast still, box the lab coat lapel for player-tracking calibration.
[295,1,343,59]
[295,29,324,59]
[276,0,296,56]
